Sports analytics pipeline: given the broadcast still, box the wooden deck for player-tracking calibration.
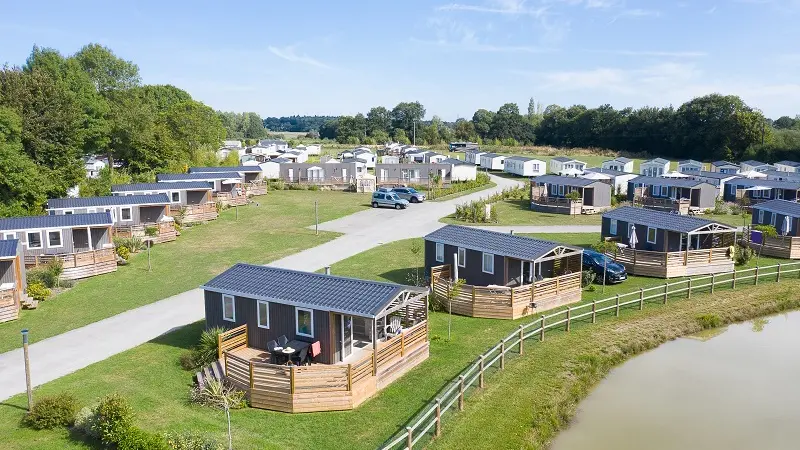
[215,192,248,207]
[172,202,218,224]
[25,248,117,280]
[636,196,692,214]
[220,323,429,413]
[530,196,583,215]
[114,221,177,244]
[756,236,800,259]
[245,182,267,197]
[431,265,582,319]
[605,247,733,278]
[0,288,19,323]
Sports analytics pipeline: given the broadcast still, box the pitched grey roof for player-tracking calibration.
[112,182,213,192]
[775,160,800,168]
[47,194,170,210]
[642,158,670,165]
[551,156,581,163]
[202,264,425,317]
[695,171,740,180]
[189,166,262,173]
[424,225,580,261]
[505,156,542,162]
[531,174,598,187]
[630,176,708,188]
[729,178,800,189]
[0,239,20,258]
[603,206,734,234]
[712,160,739,168]
[481,153,504,159]
[156,172,243,182]
[605,157,632,164]
[441,158,471,166]
[763,170,800,180]
[752,200,800,218]
[464,148,485,154]
[678,159,702,166]
[270,157,291,163]
[584,167,631,177]
[741,160,767,166]
[0,212,113,231]
[258,139,287,146]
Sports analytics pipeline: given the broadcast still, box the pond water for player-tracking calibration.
[551,311,800,450]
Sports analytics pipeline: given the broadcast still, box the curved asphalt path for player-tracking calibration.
[0,174,599,401]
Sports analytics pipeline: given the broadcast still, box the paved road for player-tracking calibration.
[0,174,596,401]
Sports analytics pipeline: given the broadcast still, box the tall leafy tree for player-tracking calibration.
[471,109,494,140]
[366,106,392,136]
[0,107,48,216]
[72,44,141,92]
[391,101,425,137]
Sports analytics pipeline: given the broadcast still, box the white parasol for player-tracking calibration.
[782,215,791,236]
[629,224,638,249]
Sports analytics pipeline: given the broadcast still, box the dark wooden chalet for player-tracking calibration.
[628,176,717,214]
[601,206,736,278]
[424,225,583,318]
[47,195,176,244]
[722,178,800,204]
[0,213,116,279]
[530,175,612,215]
[751,199,800,259]
[202,264,429,413]
[0,239,27,323]
[111,181,217,224]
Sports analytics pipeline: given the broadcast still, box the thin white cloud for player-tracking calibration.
[412,37,551,53]
[599,50,708,57]
[267,45,331,69]
[706,5,718,13]
[437,1,548,16]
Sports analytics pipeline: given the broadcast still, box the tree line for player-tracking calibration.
[0,44,271,217]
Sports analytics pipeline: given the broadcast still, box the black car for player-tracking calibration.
[582,249,627,284]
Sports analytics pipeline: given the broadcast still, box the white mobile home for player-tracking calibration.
[581,168,638,195]
[601,157,633,173]
[353,149,377,168]
[464,147,486,165]
[381,155,400,164]
[774,160,800,173]
[691,171,740,198]
[710,160,739,174]
[503,156,546,177]
[441,158,478,182]
[639,158,670,177]
[549,157,586,176]
[425,153,448,164]
[739,160,774,174]
[677,159,703,175]
[479,153,506,171]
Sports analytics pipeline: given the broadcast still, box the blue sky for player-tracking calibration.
[2,0,799,120]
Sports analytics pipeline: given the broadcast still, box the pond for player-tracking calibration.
[551,311,800,450]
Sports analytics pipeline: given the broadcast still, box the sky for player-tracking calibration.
[2,0,800,120]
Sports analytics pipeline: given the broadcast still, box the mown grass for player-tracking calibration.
[0,191,370,354]
[439,199,603,226]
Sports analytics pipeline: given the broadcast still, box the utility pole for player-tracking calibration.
[315,200,319,236]
[22,329,32,411]
[413,121,416,146]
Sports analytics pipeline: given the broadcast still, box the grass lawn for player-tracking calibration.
[440,199,603,226]
[0,190,371,354]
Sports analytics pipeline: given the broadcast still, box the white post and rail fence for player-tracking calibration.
[379,262,800,450]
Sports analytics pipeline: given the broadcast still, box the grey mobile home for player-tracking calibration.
[112,182,217,224]
[0,239,27,323]
[530,175,612,214]
[628,176,717,214]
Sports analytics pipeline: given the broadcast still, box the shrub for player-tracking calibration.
[118,427,170,450]
[754,224,778,238]
[181,327,225,370]
[565,190,581,201]
[179,351,197,370]
[734,245,754,266]
[94,394,134,446]
[23,393,78,429]
[696,313,722,329]
[117,246,131,261]
[712,199,728,215]
[730,203,743,215]
[26,282,51,301]
[163,431,224,450]
[73,405,99,438]
[144,226,159,237]
[189,379,247,410]
[581,270,596,288]
[113,236,145,252]
[27,258,64,288]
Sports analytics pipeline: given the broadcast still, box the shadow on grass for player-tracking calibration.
[0,402,27,412]
[379,268,419,285]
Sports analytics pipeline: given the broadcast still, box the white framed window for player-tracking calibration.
[730,184,736,194]
[222,294,235,322]
[609,219,618,235]
[457,247,466,267]
[758,210,764,223]
[46,229,63,248]
[171,191,180,203]
[647,227,657,244]
[4,232,16,240]
[753,190,761,198]
[435,242,444,262]
[120,207,132,221]
[770,213,776,227]
[257,300,270,329]
[764,190,771,199]
[296,307,314,337]
[558,185,564,196]
[63,210,74,215]
[26,231,43,249]
[661,186,668,197]
[482,252,494,274]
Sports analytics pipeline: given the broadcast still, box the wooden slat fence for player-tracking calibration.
[25,248,116,269]
[217,324,248,359]
[379,261,800,450]
[758,236,800,259]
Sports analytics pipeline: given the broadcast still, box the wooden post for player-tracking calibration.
[249,362,254,389]
[290,366,295,394]
[22,330,32,411]
[458,375,465,411]
[500,340,505,370]
[217,333,224,360]
[732,271,736,289]
[479,356,485,388]
[777,263,782,282]
[710,274,715,294]
[435,398,442,437]
[616,294,621,316]
[687,278,692,298]
[755,266,759,285]
[400,332,405,357]
[566,307,571,332]
[472,285,476,306]
[591,301,597,323]
[347,364,352,391]
[406,426,413,450]
[518,325,524,355]
[638,288,644,311]
[539,315,545,342]
[663,282,669,304]
[224,353,229,377]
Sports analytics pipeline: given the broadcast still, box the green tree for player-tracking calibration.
[471,109,494,140]
[366,106,391,136]
[0,107,48,216]
[453,118,478,141]
[391,101,425,137]
[164,101,226,163]
[527,97,543,127]
[393,128,411,144]
[72,43,140,92]
[244,112,267,139]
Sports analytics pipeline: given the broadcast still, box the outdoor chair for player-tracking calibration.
[266,340,279,364]
[292,347,309,366]
[385,316,402,338]
[309,341,322,363]
[277,335,288,347]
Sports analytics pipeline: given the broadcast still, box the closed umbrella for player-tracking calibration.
[629,224,638,249]
[782,215,791,237]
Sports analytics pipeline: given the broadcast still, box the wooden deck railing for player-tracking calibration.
[0,288,19,323]
[25,248,116,269]
[218,324,248,359]
[607,247,732,277]
[380,261,800,450]
[757,236,800,259]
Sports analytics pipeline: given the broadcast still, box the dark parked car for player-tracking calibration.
[582,249,627,284]
[392,187,426,203]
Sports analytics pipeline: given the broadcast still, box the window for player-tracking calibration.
[104,208,115,221]
[758,210,764,223]
[222,295,235,322]
[435,242,444,262]
[764,190,771,199]
[457,247,466,267]
[3,232,14,240]
[86,208,96,213]
[730,184,736,194]
[661,186,668,197]
[753,190,761,198]
[47,230,62,248]
[771,213,777,227]
[609,219,618,235]
[482,252,494,274]
[121,207,132,221]
[63,210,73,215]
[558,185,564,196]
[26,231,42,249]
[647,227,657,244]
[296,307,314,337]
[257,300,270,329]
[171,191,180,203]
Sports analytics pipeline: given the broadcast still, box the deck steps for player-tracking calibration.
[195,359,225,389]
[21,294,38,310]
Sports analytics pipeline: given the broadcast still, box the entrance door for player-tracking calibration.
[777,189,784,200]
[333,313,353,362]
[72,229,90,252]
